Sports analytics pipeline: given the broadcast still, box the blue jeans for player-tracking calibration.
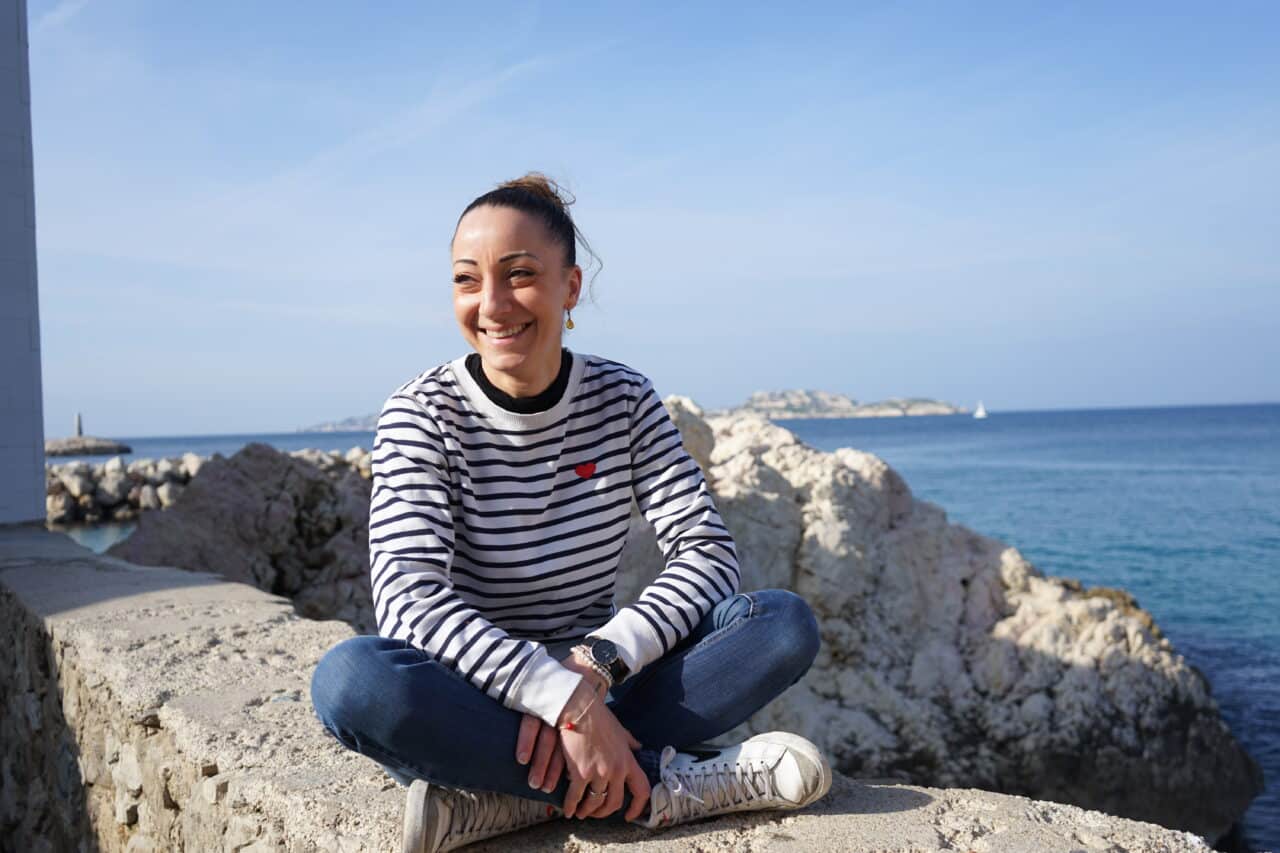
[309,589,819,809]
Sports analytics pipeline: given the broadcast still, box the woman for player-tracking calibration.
[310,174,831,853]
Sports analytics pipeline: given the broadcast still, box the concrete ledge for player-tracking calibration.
[0,525,1211,851]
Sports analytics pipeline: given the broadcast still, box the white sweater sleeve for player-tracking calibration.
[589,378,741,676]
[368,392,583,725]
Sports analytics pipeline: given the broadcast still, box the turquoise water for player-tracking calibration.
[51,405,1278,849]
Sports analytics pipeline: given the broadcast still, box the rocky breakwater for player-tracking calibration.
[46,454,205,526]
[45,436,133,457]
[614,400,1262,844]
[45,448,373,529]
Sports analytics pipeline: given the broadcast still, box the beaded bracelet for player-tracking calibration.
[570,644,614,689]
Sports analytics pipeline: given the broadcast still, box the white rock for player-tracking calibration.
[155,482,183,508]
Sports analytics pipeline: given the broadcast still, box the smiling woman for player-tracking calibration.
[450,182,584,398]
[308,173,831,852]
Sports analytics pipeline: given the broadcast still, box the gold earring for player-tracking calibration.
[565,310,575,330]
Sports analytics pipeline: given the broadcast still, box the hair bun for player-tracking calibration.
[496,172,575,212]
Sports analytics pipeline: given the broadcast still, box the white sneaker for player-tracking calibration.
[641,732,832,829]
[402,780,561,853]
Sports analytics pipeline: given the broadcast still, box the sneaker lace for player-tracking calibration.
[656,745,777,822]
[445,789,556,842]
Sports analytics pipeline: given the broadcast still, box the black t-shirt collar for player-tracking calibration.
[464,348,572,414]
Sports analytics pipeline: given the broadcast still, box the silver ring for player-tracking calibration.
[587,787,606,797]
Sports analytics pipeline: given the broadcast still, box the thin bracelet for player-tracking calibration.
[561,682,602,731]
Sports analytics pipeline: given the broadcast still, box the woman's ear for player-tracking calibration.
[565,264,583,311]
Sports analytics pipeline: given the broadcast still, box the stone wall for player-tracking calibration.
[0,523,1215,852]
[1,523,401,852]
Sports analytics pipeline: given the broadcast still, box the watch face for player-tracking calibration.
[591,638,618,666]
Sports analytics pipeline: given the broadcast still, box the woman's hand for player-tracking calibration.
[556,659,651,821]
[516,713,566,794]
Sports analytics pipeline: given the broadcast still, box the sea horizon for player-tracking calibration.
[41,399,1280,447]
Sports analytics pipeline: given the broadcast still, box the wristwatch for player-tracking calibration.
[583,636,630,685]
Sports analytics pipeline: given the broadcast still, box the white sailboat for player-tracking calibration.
[973,400,988,419]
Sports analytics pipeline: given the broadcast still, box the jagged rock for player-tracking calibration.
[663,396,714,475]
[107,442,376,634]
[136,484,160,511]
[180,452,204,479]
[617,408,1259,843]
[46,492,75,524]
[153,458,182,483]
[57,468,94,499]
[154,482,183,508]
[94,471,131,508]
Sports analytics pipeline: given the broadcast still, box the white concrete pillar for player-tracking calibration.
[0,0,45,525]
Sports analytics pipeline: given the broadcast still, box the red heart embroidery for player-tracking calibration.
[575,462,596,479]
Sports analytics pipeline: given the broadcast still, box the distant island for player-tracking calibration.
[299,390,968,433]
[712,390,968,419]
[298,414,378,433]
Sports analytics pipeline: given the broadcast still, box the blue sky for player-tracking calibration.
[28,0,1280,437]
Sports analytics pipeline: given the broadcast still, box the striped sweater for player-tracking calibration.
[368,349,741,726]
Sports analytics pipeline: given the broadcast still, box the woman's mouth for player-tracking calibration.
[483,321,532,344]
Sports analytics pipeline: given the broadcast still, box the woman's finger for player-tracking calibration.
[527,722,558,789]
[563,775,588,819]
[623,757,652,822]
[516,713,540,765]
[541,744,565,793]
[578,779,609,820]
[599,772,625,819]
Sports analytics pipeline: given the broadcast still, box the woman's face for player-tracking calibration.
[451,205,582,398]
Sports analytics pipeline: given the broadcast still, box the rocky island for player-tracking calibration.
[714,389,968,419]
[296,413,378,433]
[299,390,968,433]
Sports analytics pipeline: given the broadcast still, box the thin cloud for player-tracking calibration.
[32,0,91,34]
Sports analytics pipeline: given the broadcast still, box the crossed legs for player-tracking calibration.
[309,589,819,810]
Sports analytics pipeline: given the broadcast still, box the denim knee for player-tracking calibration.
[310,635,399,737]
[753,589,820,683]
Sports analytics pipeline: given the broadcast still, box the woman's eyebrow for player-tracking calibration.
[452,251,540,265]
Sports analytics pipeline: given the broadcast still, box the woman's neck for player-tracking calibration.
[466,349,572,414]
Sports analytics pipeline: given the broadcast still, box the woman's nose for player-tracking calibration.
[479,278,512,316]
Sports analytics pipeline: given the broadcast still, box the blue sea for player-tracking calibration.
[52,404,1279,851]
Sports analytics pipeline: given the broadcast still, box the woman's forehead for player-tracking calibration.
[453,206,553,258]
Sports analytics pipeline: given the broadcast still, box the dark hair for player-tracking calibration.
[454,172,601,294]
